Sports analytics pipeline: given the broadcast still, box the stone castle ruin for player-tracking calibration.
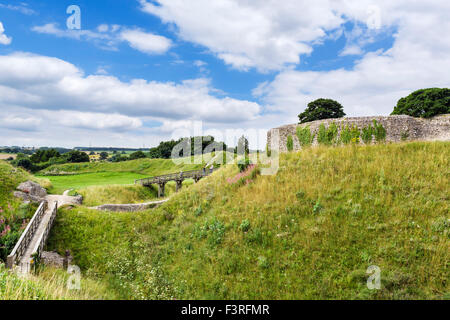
[267,115,450,153]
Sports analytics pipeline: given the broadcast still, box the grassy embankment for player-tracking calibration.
[37,157,204,204]
[0,264,116,300]
[0,162,52,261]
[47,142,449,300]
[0,161,113,300]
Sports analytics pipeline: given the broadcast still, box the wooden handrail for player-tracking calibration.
[6,201,47,269]
[32,202,58,263]
[135,168,218,186]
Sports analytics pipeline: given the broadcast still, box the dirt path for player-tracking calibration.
[62,189,73,196]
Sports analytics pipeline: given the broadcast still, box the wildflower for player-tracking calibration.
[0,225,11,237]
[20,219,29,231]
[227,165,257,185]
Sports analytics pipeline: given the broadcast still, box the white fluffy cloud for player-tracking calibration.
[0,22,12,45]
[139,0,345,71]
[32,23,172,55]
[140,0,450,76]
[120,29,172,54]
[254,1,450,124]
[0,52,261,123]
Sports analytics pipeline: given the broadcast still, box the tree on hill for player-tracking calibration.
[99,152,109,160]
[129,151,147,160]
[30,149,61,164]
[148,137,227,159]
[15,158,33,171]
[391,88,450,118]
[298,99,346,124]
[64,150,90,163]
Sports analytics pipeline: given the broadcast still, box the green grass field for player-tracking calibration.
[39,172,149,195]
[39,157,204,176]
[47,142,450,300]
[38,157,205,195]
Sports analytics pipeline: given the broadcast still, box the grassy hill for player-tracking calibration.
[47,142,449,300]
[0,161,113,300]
[38,157,205,195]
[0,264,115,300]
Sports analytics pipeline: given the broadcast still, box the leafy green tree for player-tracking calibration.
[16,158,33,171]
[298,99,346,124]
[391,88,450,118]
[99,152,109,160]
[30,149,60,163]
[64,150,90,163]
[129,151,147,160]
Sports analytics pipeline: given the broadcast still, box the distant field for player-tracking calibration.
[38,157,206,194]
[0,153,16,160]
[39,157,203,176]
[39,172,149,194]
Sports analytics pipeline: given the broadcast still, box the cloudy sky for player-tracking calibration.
[0,0,449,148]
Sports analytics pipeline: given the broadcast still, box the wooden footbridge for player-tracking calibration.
[135,167,217,197]
[6,168,217,273]
[7,200,58,273]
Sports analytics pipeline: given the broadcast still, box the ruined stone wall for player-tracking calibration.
[267,115,450,153]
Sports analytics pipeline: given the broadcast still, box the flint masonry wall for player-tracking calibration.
[267,115,450,153]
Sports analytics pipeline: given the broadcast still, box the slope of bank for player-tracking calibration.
[48,142,449,299]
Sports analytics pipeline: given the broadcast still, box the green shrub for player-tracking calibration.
[361,124,374,144]
[373,120,387,143]
[317,124,328,145]
[257,256,269,269]
[239,220,251,232]
[296,126,314,147]
[340,125,352,145]
[266,144,272,157]
[193,218,226,247]
[237,159,251,172]
[317,123,339,146]
[286,135,294,151]
[401,131,410,141]
[245,228,264,245]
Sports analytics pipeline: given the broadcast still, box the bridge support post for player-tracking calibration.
[158,182,166,198]
[176,180,183,192]
[6,255,15,269]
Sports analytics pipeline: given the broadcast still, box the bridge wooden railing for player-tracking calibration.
[32,202,58,265]
[135,168,219,197]
[135,168,217,186]
[6,201,47,269]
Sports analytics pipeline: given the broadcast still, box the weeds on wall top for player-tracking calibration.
[294,121,387,149]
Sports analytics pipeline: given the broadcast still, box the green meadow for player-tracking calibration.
[38,157,205,195]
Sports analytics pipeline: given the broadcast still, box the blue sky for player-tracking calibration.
[0,1,448,148]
